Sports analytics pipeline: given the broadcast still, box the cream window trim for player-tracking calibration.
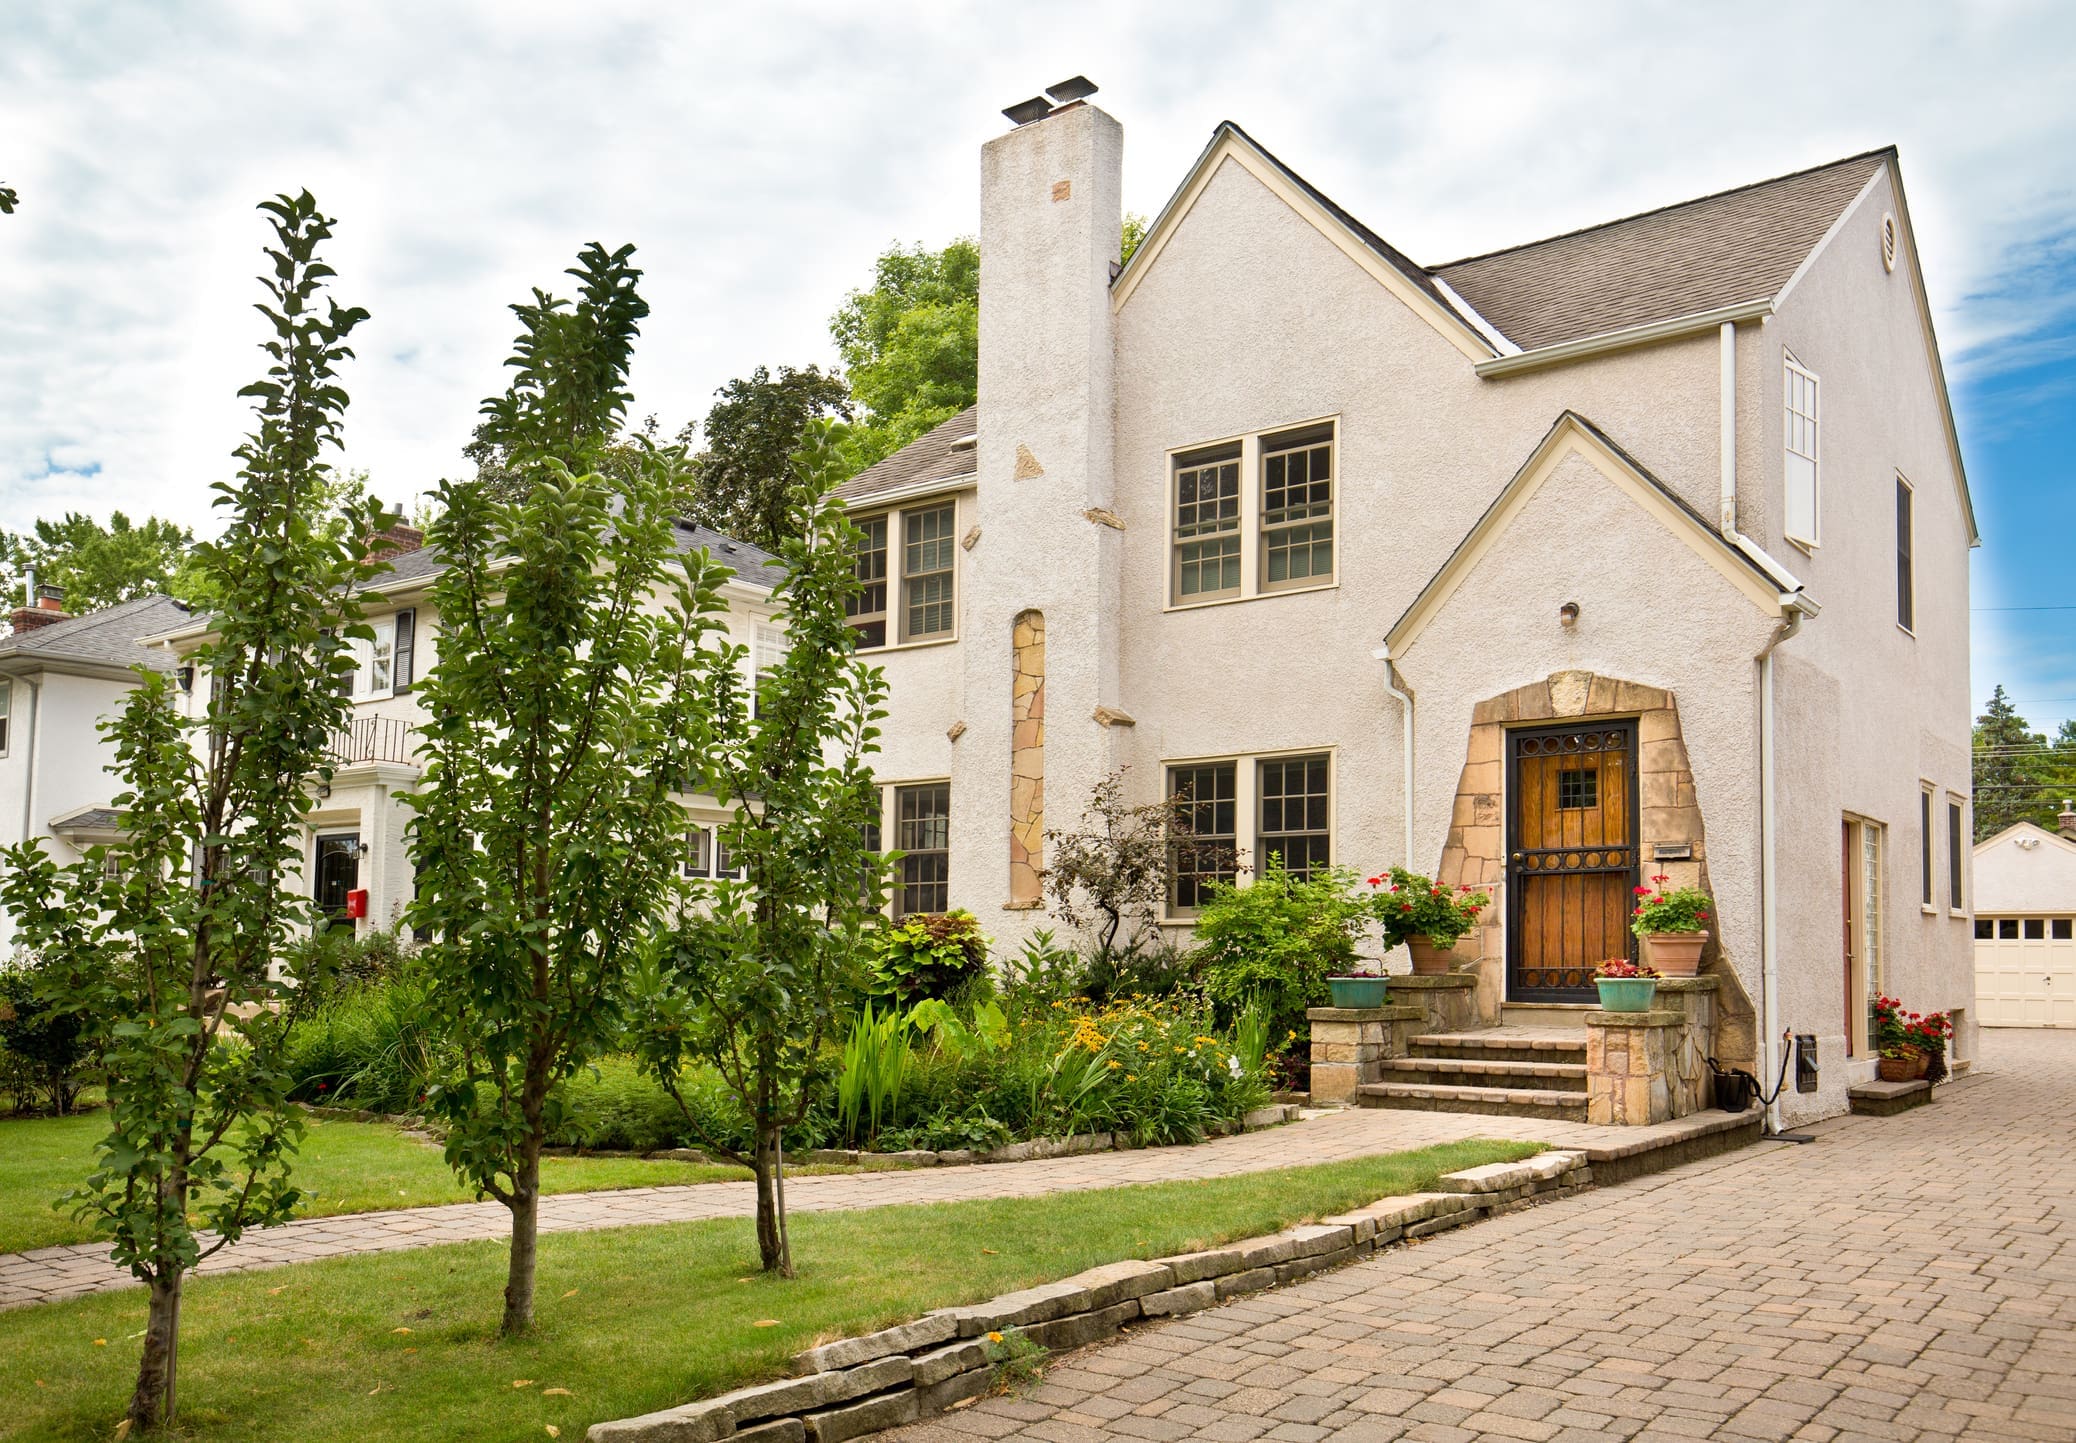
[1946,792,1968,917]
[1919,783,1938,915]
[1783,352,1820,548]
[1160,745,1336,919]
[1165,417,1340,612]
[1896,473,1916,637]
[850,500,961,651]
[884,778,952,919]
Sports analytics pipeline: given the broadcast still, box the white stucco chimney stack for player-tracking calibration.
[968,83,1124,932]
[2059,801,2076,842]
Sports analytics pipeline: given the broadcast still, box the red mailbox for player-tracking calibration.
[345,888,369,920]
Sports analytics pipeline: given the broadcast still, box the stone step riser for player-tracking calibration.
[1409,1043,1587,1065]
[1385,1068,1589,1094]
[1357,1091,1589,1122]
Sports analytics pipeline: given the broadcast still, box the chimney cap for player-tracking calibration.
[1045,76,1097,103]
[1002,95,1053,126]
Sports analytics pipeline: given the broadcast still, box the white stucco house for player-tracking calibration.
[1972,808,2076,1028]
[0,589,192,953]
[837,88,1977,1124]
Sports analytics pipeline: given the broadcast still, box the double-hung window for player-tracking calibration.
[1260,425,1334,592]
[1167,762,1237,912]
[683,824,713,879]
[0,676,11,755]
[1947,796,1965,911]
[753,622,790,716]
[893,782,950,917]
[1172,445,1242,602]
[1258,753,1331,878]
[1784,354,1819,546]
[1896,476,1915,633]
[847,502,958,649]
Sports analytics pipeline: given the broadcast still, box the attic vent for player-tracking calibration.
[949,434,977,452]
[1880,213,1899,273]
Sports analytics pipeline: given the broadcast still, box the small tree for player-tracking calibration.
[635,419,891,1276]
[1044,769,1237,967]
[0,191,376,1432]
[406,241,731,1336]
[0,959,94,1114]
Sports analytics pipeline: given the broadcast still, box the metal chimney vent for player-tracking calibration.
[1046,76,1097,103]
[1003,96,1052,126]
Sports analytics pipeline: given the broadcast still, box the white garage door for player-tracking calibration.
[1975,915,2076,1027]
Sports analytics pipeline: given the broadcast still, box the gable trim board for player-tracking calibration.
[1111,123,1496,363]
[1385,411,1796,659]
[1977,820,2076,862]
[1473,298,1775,379]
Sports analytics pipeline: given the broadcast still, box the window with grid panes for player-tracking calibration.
[1173,444,1241,602]
[1784,355,1819,544]
[901,505,956,641]
[682,824,712,878]
[894,783,950,916]
[1168,762,1236,910]
[847,514,889,647]
[1258,754,1330,879]
[1260,425,1333,590]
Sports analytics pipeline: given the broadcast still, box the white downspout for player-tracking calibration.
[1722,316,1815,1133]
[15,672,42,849]
[1373,646,1415,865]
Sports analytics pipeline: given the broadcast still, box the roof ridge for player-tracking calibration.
[1431,146,1897,271]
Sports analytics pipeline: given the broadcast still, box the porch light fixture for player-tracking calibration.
[1559,601,1580,627]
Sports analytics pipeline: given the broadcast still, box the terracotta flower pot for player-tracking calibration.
[1912,1050,1932,1080]
[1877,1053,1918,1083]
[1405,936,1457,975]
[1640,930,1708,977]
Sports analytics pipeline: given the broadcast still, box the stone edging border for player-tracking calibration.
[586,1149,1593,1443]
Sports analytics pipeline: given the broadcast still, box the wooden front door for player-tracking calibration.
[1507,723,1639,1001]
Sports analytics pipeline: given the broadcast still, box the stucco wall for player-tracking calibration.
[1974,826,2076,914]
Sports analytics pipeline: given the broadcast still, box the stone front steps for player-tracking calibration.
[1357,1028,1589,1121]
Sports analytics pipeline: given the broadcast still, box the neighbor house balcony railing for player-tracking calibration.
[326,715,418,766]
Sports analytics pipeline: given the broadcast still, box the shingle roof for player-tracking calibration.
[356,523,786,598]
[0,593,187,673]
[836,407,978,504]
[1431,150,1891,351]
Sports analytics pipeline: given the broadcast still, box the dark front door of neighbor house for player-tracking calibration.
[1507,722,1640,1002]
[314,833,360,927]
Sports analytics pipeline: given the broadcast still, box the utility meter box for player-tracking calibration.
[345,888,369,920]
[1794,1033,1819,1093]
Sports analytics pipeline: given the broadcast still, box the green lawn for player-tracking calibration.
[0,1111,885,1255]
[0,1138,1539,1443]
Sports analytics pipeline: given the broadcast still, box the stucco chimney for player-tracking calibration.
[2060,800,2076,842]
[968,89,1124,928]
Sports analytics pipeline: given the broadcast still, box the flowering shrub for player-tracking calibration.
[1874,995,1955,1062]
[1592,957,1657,979]
[1367,867,1490,950]
[1631,876,1712,936]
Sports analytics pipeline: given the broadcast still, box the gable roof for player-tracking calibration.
[0,593,187,676]
[353,522,784,597]
[1431,151,1891,352]
[1384,412,1800,658]
[837,407,979,505]
[1974,819,2076,859]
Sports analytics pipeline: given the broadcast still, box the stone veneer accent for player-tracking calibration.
[1305,975,1482,1103]
[1007,610,1046,908]
[1584,978,1720,1126]
[1436,670,1756,1071]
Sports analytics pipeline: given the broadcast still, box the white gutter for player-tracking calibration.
[837,471,978,512]
[1372,646,1415,865]
[1476,298,1774,379]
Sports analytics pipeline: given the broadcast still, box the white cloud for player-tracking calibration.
[3,0,2074,534]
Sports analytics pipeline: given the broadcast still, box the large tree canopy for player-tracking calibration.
[679,364,852,551]
[1972,685,2076,839]
[1,511,194,614]
[829,238,979,470]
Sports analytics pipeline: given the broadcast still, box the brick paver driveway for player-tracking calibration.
[892,1031,2076,1443]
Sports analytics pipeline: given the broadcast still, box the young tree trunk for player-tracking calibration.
[501,1141,541,1337]
[751,1121,791,1275]
[128,1270,184,1431]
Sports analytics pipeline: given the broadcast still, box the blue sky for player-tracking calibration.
[2,1,2072,730]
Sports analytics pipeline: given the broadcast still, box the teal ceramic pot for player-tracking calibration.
[1327,976,1389,1009]
[1595,978,1658,1013]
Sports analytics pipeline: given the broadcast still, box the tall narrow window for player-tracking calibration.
[1172,444,1241,603]
[753,622,790,716]
[1260,425,1334,591]
[368,618,394,694]
[1784,354,1819,546]
[1920,786,1935,908]
[1947,798,1965,910]
[1896,476,1915,633]
[901,505,957,642]
[847,514,889,647]
[1168,762,1237,911]
[894,782,950,916]
[1862,822,1884,1048]
[1258,753,1331,879]
[0,676,11,755]
[682,824,712,879]
[393,608,416,693]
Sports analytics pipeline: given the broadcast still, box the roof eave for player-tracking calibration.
[839,470,979,510]
[1473,298,1777,379]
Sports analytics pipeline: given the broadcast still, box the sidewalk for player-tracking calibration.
[0,1101,1744,1309]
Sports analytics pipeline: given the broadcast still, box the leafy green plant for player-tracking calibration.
[0,959,95,1115]
[907,996,1009,1061]
[867,909,990,1002]
[985,1326,1048,1394]
[1000,928,1082,1002]
[1196,855,1369,1033]
[835,1002,912,1148]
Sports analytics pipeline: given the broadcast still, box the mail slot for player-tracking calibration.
[345,888,369,920]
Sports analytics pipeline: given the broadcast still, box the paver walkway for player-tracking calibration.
[0,1093,1732,1309]
[888,1029,2076,1443]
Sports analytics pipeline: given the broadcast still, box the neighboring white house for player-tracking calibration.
[138,519,788,937]
[0,588,193,952]
[1972,809,2076,1028]
[836,89,1977,1123]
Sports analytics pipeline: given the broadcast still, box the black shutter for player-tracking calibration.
[393,609,416,693]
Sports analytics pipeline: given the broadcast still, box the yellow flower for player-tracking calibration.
[1126,1073,1137,1081]
[987,1331,1004,1344]
[1107,1060,1122,1070]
